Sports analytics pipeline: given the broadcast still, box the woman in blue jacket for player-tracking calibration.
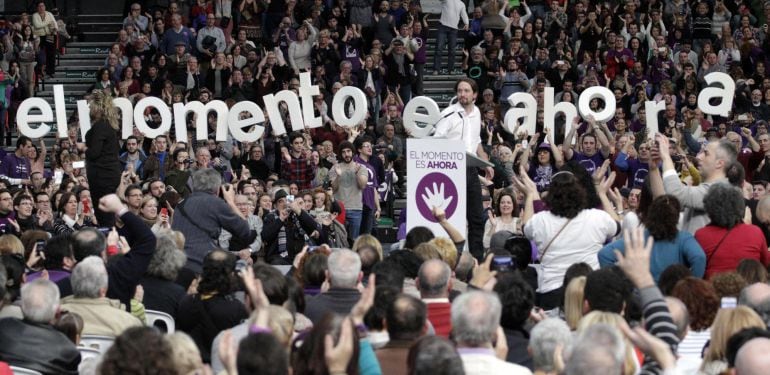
[599,194,706,281]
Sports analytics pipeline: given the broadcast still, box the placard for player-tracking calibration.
[406,139,467,238]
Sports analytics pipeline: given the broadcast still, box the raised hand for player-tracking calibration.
[421,182,453,212]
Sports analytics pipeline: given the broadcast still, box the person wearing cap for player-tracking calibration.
[262,188,319,265]
[527,130,564,192]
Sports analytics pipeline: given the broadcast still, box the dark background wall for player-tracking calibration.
[3,0,124,16]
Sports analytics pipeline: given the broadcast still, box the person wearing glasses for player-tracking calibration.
[124,3,150,31]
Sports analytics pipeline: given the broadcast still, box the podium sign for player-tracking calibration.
[407,139,467,238]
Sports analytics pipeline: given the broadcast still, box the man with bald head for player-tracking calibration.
[736,338,770,375]
[416,259,453,337]
[739,283,770,327]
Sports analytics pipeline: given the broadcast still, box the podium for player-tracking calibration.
[466,152,494,168]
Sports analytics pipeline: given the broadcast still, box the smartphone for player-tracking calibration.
[491,256,515,272]
[522,140,529,148]
[35,240,45,255]
[658,47,666,53]
[54,170,63,185]
[287,195,295,203]
[82,199,90,214]
[97,227,111,236]
[160,208,168,217]
[73,161,85,169]
[235,259,249,274]
[308,245,320,253]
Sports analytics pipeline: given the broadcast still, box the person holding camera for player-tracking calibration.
[164,148,193,198]
[171,168,257,275]
[262,189,320,265]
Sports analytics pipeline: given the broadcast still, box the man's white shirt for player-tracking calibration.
[433,102,481,154]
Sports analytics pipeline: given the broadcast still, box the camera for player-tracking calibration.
[322,179,332,190]
[214,164,227,173]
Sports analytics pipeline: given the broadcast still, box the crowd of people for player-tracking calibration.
[0,0,768,373]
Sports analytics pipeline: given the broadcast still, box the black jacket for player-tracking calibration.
[262,209,319,265]
[0,318,80,375]
[59,211,157,310]
[304,288,361,324]
[84,120,122,179]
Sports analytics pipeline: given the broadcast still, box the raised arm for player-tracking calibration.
[562,116,579,160]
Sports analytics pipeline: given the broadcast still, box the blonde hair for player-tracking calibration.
[702,306,764,366]
[429,237,458,269]
[413,243,441,262]
[0,234,24,255]
[352,234,383,260]
[564,276,587,331]
[577,311,637,375]
[248,305,295,348]
[165,332,204,374]
[88,89,119,130]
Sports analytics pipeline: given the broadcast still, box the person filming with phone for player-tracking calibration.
[171,168,257,276]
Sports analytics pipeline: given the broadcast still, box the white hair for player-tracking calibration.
[451,291,501,347]
[21,279,60,323]
[71,256,108,298]
[327,249,361,288]
[530,318,573,372]
[565,323,625,375]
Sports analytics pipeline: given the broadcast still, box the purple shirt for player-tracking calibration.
[1,153,31,180]
[413,29,428,64]
[571,151,606,176]
[354,155,378,210]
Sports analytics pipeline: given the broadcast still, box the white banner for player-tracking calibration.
[406,139,466,238]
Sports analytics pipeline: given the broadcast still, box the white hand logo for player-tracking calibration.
[421,182,454,212]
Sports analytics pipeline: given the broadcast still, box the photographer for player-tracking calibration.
[171,168,257,275]
[262,189,319,265]
[164,148,193,198]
